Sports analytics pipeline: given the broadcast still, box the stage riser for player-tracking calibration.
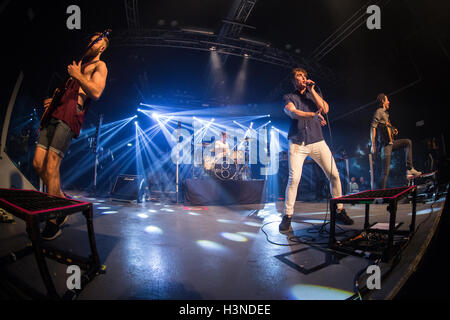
[184,179,265,205]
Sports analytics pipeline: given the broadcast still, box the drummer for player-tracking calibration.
[214,131,232,162]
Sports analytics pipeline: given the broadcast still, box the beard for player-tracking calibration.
[84,46,101,60]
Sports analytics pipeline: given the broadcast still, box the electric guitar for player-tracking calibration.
[39,29,111,131]
[385,121,398,144]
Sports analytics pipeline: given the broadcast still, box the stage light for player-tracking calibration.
[250,122,253,128]
[137,108,142,112]
[134,121,138,125]
[133,115,138,118]
[152,112,158,119]
[209,46,216,51]
[243,53,249,58]
[267,114,271,118]
[127,143,133,147]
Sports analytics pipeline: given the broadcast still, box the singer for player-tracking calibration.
[279,67,353,232]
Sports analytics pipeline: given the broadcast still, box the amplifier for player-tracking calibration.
[110,174,145,202]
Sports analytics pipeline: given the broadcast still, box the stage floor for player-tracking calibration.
[0,190,447,300]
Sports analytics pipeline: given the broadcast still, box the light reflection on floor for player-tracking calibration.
[290,284,354,300]
[220,232,247,242]
[187,211,202,216]
[217,219,236,224]
[243,221,263,227]
[409,208,433,215]
[236,231,259,238]
[197,240,228,252]
[296,211,329,216]
[301,219,329,224]
[101,211,119,215]
[145,225,163,234]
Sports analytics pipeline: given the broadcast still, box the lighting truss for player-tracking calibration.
[112,28,337,83]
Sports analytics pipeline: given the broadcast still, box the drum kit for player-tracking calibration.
[194,137,254,181]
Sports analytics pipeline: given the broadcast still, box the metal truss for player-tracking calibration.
[112,28,337,83]
[218,0,257,40]
[124,0,140,29]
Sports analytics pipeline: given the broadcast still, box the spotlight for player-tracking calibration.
[137,108,142,112]
[243,53,249,58]
[133,115,138,118]
[127,143,133,147]
[134,121,138,125]
[209,46,216,51]
[267,114,271,118]
[152,112,158,119]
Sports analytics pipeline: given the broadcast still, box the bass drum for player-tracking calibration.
[214,160,238,180]
[203,155,215,171]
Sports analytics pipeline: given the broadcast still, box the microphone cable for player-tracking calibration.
[313,84,344,235]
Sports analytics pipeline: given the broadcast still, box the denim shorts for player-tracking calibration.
[37,118,75,158]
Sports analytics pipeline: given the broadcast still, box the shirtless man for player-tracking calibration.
[33,32,109,240]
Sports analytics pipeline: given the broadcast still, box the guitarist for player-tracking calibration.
[32,32,109,240]
[370,93,421,189]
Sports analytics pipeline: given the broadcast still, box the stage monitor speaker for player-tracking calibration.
[110,174,145,202]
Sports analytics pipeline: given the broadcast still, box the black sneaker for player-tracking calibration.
[279,215,292,232]
[56,214,70,227]
[41,222,62,241]
[336,209,354,225]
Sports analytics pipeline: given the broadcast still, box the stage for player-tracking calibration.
[0,188,447,300]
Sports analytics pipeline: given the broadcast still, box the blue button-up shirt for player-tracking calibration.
[284,90,324,145]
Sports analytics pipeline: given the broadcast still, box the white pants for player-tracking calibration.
[284,140,343,216]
